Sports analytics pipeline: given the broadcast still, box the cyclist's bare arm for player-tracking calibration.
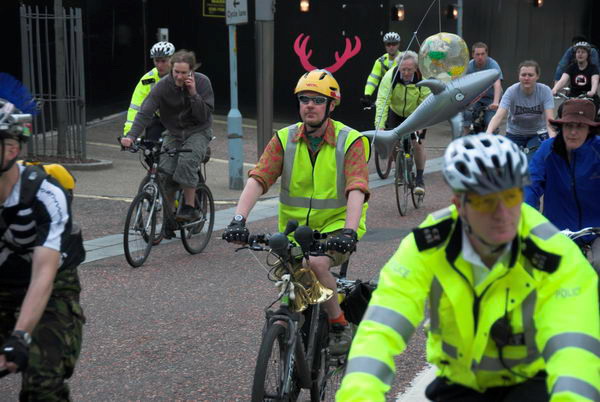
[345,190,365,232]
[589,74,599,96]
[0,247,59,372]
[551,73,570,95]
[485,106,508,134]
[490,79,503,109]
[234,177,264,219]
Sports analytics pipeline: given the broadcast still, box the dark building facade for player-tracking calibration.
[4,0,598,130]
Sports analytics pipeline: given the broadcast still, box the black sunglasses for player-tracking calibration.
[298,95,328,105]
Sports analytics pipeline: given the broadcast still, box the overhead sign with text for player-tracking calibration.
[226,0,248,25]
[203,0,225,18]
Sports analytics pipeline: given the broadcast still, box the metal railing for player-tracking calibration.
[20,3,86,160]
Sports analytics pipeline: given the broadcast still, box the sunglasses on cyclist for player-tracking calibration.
[466,188,523,213]
[385,42,400,47]
[298,95,328,105]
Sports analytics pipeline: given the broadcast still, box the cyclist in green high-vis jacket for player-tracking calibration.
[337,134,599,402]
[224,69,371,357]
[123,41,175,142]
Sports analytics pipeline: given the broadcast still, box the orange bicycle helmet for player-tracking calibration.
[294,69,341,106]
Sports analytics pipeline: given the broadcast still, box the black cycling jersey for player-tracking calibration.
[0,165,84,287]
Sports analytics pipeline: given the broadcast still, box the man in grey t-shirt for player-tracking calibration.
[462,42,504,134]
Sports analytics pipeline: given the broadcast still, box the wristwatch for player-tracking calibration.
[232,214,245,224]
[12,330,32,346]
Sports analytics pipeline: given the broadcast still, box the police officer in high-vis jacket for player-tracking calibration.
[337,134,600,401]
[361,32,402,108]
[123,41,175,142]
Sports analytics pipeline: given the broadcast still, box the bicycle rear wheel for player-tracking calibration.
[252,323,292,402]
[123,192,156,267]
[394,151,410,216]
[374,149,393,179]
[180,183,215,254]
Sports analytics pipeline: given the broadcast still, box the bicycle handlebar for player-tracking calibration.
[244,220,332,259]
[118,137,192,157]
[561,227,600,240]
[553,92,594,101]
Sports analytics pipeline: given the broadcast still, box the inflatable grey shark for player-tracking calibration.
[363,69,500,158]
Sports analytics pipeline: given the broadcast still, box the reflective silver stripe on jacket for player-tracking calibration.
[442,342,458,359]
[366,82,378,89]
[279,124,350,209]
[345,356,395,386]
[522,291,539,358]
[363,305,415,344]
[552,376,600,401]
[429,277,442,334]
[530,222,559,240]
[543,332,600,361]
[430,207,452,221]
[129,103,141,111]
[369,73,381,80]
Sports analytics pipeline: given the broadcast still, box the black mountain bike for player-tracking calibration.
[122,138,215,267]
[238,220,369,401]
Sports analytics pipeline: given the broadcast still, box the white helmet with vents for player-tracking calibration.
[150,41,175,58]
[443,133,529,195]
[383,32,401,43]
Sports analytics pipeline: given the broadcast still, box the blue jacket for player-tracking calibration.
[525,135,600,239]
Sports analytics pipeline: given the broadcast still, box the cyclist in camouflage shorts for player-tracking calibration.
[0,96,85,400]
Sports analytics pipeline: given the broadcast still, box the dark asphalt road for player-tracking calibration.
[1,171,454,401]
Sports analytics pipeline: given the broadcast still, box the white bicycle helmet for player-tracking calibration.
[383,32,401,44]
[573,41,591,53]
[443,133,529,195]
[150,41,175,58]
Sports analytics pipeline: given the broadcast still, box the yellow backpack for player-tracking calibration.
[17,160,76,202]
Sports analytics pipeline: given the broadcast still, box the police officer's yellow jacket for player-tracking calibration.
[123,67,163,136]
[374,67,431,129]
[337,204,600,401]
[275,120,370,238]
[364,52,401,97]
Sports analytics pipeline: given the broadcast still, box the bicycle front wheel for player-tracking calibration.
[374,149,393,179]
[181,183,215,254]
[410,160,424,209]
[123,192,156,267]
[252,323,292,402]
[394,151,410,216]
[138,176,165,245]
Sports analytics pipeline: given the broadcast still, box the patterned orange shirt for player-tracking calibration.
[249,119,370,201]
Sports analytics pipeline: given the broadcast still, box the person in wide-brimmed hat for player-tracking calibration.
[525,98,600,270]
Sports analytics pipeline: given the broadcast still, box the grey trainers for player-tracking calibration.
[414,180,425,196]
[329,323,353,356]
[176,205,201,222]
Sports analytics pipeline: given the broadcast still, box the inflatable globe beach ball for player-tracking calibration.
[418,32,469,82]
